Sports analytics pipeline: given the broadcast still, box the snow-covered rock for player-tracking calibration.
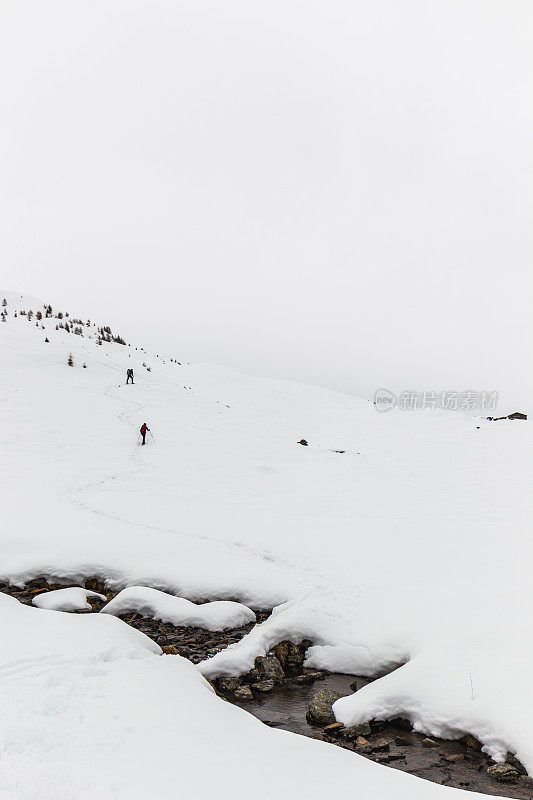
[101,586,255,630]
[32,587,107,611]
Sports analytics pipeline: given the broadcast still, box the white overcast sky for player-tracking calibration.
[1,0,531,410]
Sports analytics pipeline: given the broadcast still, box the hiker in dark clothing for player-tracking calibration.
[140,422,149,445]
[126,368,134,384]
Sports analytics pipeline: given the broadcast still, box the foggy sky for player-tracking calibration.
[1,0,531,411]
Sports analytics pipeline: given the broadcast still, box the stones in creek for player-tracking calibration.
[251,680,274,693]
[371,738,390,753]
[84,577,106,595]
[218,677,242,693]
[272,640,311,673]
[233,686,253,701]
[487,763,520,783]
[461,733,482,750]
[306,689,345,726]
[161,645,179,655]
[394,735,412,747]
[254,655,285,684]
[324,722,344,733]
[245,654,285,686]
[216,643,316,696]
[421,737,438,748]
[292,671,323,685]
[389,717,412,730]
[355,736,371,750]
[506,753,528,775]
[339,722,372,740]
[445,753,465,763]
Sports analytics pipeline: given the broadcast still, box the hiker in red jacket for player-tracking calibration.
[140,422,149,445]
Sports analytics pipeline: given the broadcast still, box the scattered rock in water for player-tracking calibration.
[340,722,372,740]
[371,738,390,753]
[84,577,106,595]
[395,734,412,747]
[323,722,344,733]
[292,670,323,685]
[507,754,528,776]
[306,689,345,726]
[254,655,285,684]
[355,736,371,750]
[161,644,179,655]
[233,686,253,701]
[218,676,242,693]
[422,737,438,748]
[251,680,275,693]
[461,733,482,750]
[389,717,412,730]
[445,753,465,763]
[272,640,311,673]
[487,763,520,783]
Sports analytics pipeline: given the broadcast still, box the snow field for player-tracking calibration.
[0,290,530,797]
[101,586,256,630]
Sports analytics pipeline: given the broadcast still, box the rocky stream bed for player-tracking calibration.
[2,577,532,799]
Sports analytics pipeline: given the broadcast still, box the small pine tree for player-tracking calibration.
[82,362,87,368]
[2,298,7,306]
[36,311,42,320]
[67,353,74,366]
[45,337,49,342]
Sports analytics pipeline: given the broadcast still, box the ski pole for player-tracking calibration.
[149,430,156,443]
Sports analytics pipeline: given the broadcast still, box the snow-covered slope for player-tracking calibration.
[0,289,530,798]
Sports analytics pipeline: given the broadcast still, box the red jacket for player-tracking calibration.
[140,424,147,434]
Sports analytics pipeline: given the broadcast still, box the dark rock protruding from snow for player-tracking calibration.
[487,411,527,421]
